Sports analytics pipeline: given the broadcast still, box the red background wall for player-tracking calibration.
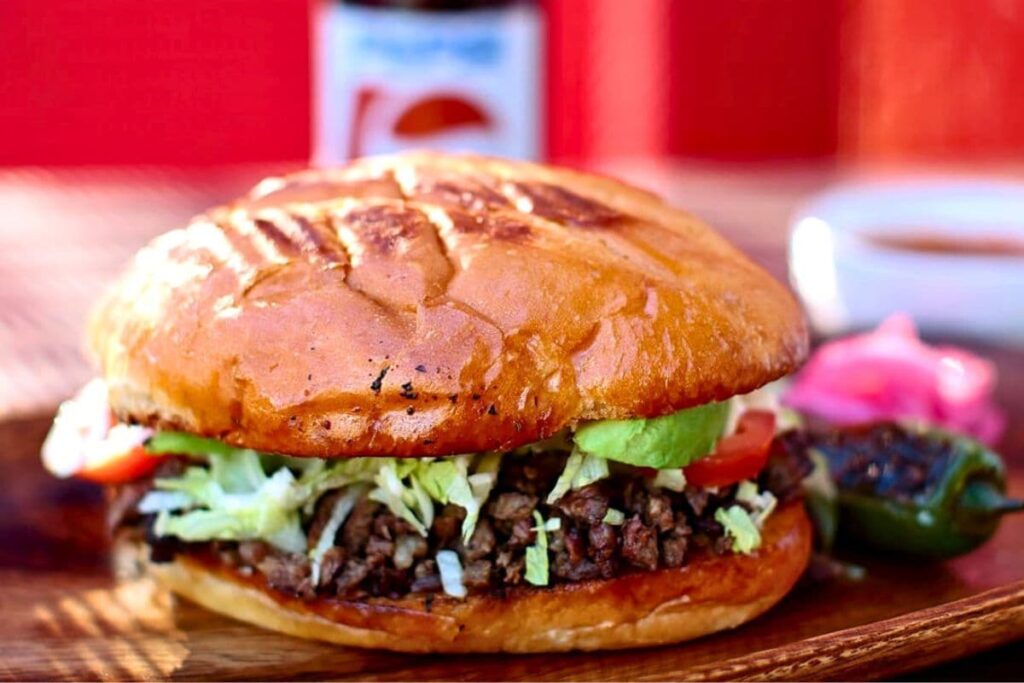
[0,0,312,165]
[2,0,1022,166]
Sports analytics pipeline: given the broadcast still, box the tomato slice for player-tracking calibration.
[77,443,162,484]
[683,410,776,488]
[42,379,163,483]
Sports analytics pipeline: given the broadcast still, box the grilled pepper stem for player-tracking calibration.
[810,425,1022,558]
[960,479,1024,515]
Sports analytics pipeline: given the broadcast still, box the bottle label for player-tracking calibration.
[315,4,541,164]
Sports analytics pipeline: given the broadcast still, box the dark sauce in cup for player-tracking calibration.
[865,230,1024,257]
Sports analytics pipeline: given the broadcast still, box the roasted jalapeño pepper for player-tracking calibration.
[781,423,1023,558]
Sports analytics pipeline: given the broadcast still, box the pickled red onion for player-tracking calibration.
[782,315,1005,444]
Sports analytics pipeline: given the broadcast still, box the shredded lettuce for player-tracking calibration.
[465,452,501,543]
[602,508,625,525]
[153,454,308,553]
[715,505,761,554]
[210,447,267,492]
[417,457,474,539]
[525,510,553,586]
[653,468,687,492]
[309,484,367,585]
[574,451,610,488]
[545,454,578,504]
[436,549,467,598]
[410,476,435,532]
[143,420,768,562]
[293,458,386,512]
[417,459,468,502]
[145,433,506,551]
[146,436,317,551]
[368,461,429,535]
[545,449,610,504]
[404,453,502,543]
[267,513,308,554]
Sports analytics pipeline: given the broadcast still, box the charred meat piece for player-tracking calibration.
[554,483,610,525]
[488,492,538,523]
[258,552,315,599]
[621,516,659,571]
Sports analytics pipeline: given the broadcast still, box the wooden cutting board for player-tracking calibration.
[2,402,1023,682]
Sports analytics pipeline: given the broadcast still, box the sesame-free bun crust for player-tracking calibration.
[90,152,807,457]
[146,501,811,653]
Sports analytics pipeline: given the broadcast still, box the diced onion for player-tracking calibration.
[436,550,467,598]
[653,468,687,492]
[752,491,778,527]
[393,535,423,571]
[735,479,779,529]
[137,491,192,514]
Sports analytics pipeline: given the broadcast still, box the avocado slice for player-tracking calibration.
[574,401,730,469]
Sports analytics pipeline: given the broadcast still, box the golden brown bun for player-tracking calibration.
[146,502,811,653]
[90,152,807,457]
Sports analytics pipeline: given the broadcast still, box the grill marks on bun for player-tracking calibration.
[334,204,455,311]
[90,152,807,457]
[252,212,347,266]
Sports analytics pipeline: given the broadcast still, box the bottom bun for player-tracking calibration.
[147,502,811,653]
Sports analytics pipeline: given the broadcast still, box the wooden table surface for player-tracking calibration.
[1,161,1023,680]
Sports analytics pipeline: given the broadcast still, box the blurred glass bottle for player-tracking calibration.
[314,0,541,164]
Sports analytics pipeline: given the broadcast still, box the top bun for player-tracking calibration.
[89,152,807,457]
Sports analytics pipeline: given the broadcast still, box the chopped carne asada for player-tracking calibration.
[113,446,809,601]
